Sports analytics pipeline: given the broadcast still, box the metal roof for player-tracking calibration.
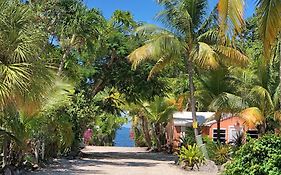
[172,112,215,126]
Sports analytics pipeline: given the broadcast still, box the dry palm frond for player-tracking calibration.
[214,45,248,66]
[257,0,281,59]
[192,42,219,69]
[218,0,245,35]
[239,107,265,128]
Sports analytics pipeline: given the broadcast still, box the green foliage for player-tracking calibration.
[203,137,231,165]
[223,134,281,175]
[213,144,231,165]
[203,136,217,160]
[178,144,206,170]
[180,127,196,147]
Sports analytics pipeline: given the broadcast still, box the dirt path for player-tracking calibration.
[29,146,217,175]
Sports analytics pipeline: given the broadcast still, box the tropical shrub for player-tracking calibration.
[223,134,281,175]
[178,144,206,170]
[213,144,231,165]
[180,127,196,147]
[203,137,231,165]
[203,136,217,160]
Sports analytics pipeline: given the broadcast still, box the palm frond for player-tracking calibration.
[214,45,248,66]
[248,85,274,114]
[257,0,281,59]
[128,30,183,71]
[218,0,245,35]
[209,92,246,113]
[128,43,154,69]
[192,42,219,69]
[148,56,173,79]
[239,107,265,128]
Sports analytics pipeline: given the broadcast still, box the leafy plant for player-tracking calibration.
[178,144,206,170]
[203,137,231,165]
[223,134,281,175]
[213,144,231,165]
[180,127,196,147]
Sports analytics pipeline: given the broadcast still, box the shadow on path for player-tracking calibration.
[81,151,176,161]
[29,147,180,175]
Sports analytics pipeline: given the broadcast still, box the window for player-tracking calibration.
[229,127,243,143]
[213,129,226,143]
[246,130,258,139]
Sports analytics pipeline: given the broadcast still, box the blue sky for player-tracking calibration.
[83,0,255,25]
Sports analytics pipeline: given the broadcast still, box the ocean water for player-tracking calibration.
[114,126,135,147]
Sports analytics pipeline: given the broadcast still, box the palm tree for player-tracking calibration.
[128,0,247,149]
[234,58,281,134]
[0,0,50,108]
[218,0,281,109]
[196,68,246,142]
[0,0,74,167]
[130,97,176,151]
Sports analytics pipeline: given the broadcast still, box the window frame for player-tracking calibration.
[212,128,226,143]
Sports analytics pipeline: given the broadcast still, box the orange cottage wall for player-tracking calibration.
[203,116,256,143]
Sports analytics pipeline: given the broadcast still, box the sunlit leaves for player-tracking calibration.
[218,0,245,35]
[257,0,281,59]
[239,107,265,128]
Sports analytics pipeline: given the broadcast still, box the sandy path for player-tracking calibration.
[29,146,217,175]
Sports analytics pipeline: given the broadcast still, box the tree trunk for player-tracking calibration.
[279,39,281,110]
[57,34,76,75]
[217,118,221,143]
[186,59,209,159]
[186,60,199,137]
[2,135,8,168]
[41,141,45,161]
[141,116,152,149]
[154,124,162,151]
[34,141,39,164]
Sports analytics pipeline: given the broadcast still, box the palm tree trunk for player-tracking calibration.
[186,59,209,159]
[2,135,8,168]
[154,124,162,151]
[217,119,221,143]
[141,116,152,149]
[279,39,281,110]
[57,34,76,75]
[186,60,199,137]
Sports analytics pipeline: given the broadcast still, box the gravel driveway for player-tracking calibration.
[29,146,218,175]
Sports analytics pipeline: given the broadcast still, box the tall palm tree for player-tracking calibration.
[196,68,245,142]
[218,0,281,109]
[130,97,176,151]
[234,57,281,134]
[0,0,75,167]
[128,0,247,149]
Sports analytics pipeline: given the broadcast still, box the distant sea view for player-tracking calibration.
[114,124,135,147]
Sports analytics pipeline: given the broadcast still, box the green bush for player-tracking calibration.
[223,134,281,175]
[180,127,196,147]
[203,137,231,165]
[178,144,206,170]
[203,136,217,160]
[213,144,231,165]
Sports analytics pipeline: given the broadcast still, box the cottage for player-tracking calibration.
[166,111,214,148]
[166,112,258,148]
[202,114,258,143]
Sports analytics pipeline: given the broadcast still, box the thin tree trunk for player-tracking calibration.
[57,34,76,75]
[217,118,221,143]
[34,141,39,164]
[186,58,209,159]
[279,40,281,110]
[186,60,199,137]
[57,49,70,75]
[141,116,152,149]
[2,135,8,168]
[154,124,162,151]
[41,141,45,161]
